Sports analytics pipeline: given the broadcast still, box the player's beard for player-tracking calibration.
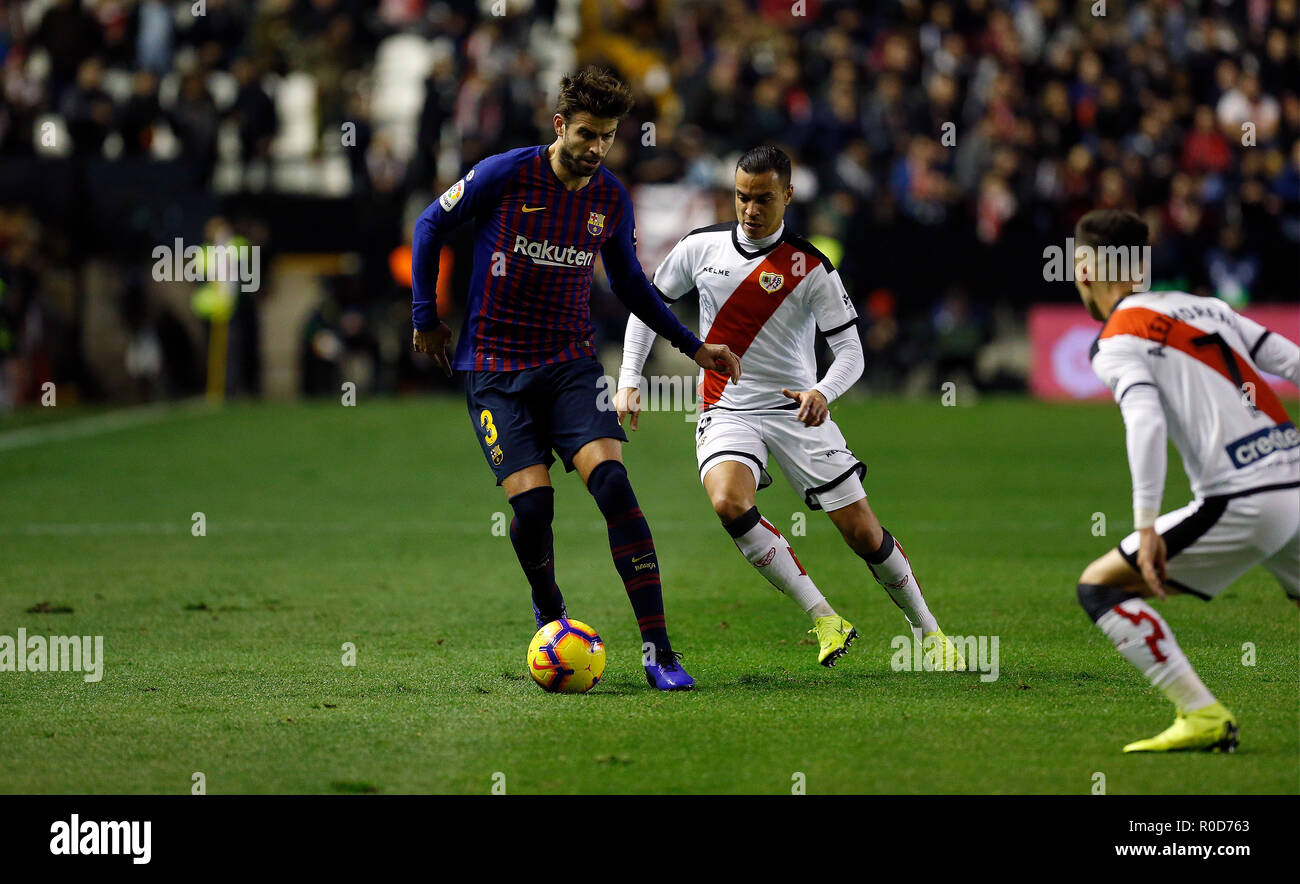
[558,139,603,177]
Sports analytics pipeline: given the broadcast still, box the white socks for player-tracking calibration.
[1096,598,1216,713]
[726,508,834,618]
[724,513,951,635]
[860,529,939,634]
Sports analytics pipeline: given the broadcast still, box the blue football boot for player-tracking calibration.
[644,648,695,691]
[532,601,567,630]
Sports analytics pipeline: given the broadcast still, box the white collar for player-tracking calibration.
[736,221,784,250]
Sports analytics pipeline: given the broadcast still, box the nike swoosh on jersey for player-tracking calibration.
[521,205,546,213]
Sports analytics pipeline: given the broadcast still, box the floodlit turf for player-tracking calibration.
[1,395,1296,794]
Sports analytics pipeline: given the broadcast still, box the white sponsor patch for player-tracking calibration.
[439,178,465,211]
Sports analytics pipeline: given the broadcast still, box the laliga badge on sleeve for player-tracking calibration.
[439,178,466,211]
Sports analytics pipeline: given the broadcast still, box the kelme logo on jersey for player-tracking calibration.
[587,212,605,236]
[1225,421,1300,469]
[512,236,595,268]
[759,271,784,293]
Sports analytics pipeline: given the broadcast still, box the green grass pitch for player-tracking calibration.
[1,396,1296,794]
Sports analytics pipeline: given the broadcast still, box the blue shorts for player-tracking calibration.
[463,356,627,484]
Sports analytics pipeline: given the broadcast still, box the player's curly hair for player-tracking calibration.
[1075,209,1150,251]
[556,67,636,122]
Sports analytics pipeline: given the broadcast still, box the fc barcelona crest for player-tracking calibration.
[758,271,784,293]
[587,212,606,236]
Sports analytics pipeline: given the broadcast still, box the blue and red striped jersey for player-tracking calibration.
[412,144,703,372]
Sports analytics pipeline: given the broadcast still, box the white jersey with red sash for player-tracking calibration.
[1091,291,1299,500]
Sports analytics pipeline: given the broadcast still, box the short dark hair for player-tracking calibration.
[1074,209,1149,251]
[556,67,635,122]
[736,146,792,187]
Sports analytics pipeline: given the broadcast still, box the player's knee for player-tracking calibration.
[709,488,753,523]
[832,509,883,557]
[1076,582,1136,623]
[842,519,884,556]
[508,486,554,530]
[1078,556,1114,587]
[721,505,762,539]
[585,460,634,512]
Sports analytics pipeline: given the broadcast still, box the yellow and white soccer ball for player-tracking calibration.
[526,619,606,693]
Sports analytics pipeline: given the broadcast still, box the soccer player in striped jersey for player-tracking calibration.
[411,68,741,691]
[616,146,964,669]
[1072,209,1299,752]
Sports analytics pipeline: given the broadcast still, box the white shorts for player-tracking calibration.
[1117,482,1299,600]
[694,407,866,512]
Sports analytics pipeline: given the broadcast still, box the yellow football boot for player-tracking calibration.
[921,629,967,671]
[809,615,857,667]
[1123,702,1238,753]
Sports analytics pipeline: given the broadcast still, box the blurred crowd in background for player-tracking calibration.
[0,0,1297,408]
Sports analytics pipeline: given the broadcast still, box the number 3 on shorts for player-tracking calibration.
[480,409,498,445]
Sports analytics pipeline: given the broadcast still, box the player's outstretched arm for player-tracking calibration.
[602,234,740,382]
[603,252,704,356]
[599,188,707,356]
[618,343,741,421]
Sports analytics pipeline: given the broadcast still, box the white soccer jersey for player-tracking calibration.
[619,221,858,410]
[1090,291,1300,506]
